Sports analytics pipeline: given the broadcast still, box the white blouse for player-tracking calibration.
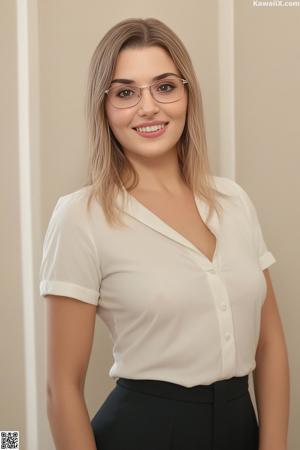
[39,176,276,387]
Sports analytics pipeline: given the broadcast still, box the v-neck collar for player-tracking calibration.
[115,186,220,266]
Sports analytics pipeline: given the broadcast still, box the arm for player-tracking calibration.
[253,268,290,450]
[46,295,98,450]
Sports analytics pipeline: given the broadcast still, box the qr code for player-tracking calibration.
[1,432,19,449]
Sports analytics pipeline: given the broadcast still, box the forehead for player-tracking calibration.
[112,46,180,82]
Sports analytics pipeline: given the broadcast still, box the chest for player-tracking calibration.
[129,190,217,263]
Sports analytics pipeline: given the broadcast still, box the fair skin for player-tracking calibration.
[105,45,189,197]
[46,297,98,450]
[253,269,290,450]
[105,46,217,263]
[46,46,289,450]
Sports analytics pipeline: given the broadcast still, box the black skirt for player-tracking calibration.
[91,374,259,450]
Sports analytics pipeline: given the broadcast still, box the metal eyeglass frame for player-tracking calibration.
[104,75,189,109]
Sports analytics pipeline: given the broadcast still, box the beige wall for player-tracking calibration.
[235,3,300,448]
[0,0,26,445]
[1,1,298,449]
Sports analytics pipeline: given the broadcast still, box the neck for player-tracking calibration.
[121,147,188,195]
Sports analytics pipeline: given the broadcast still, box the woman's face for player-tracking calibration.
[105,46,188,161]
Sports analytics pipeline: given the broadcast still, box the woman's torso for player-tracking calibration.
[40,176,273,386]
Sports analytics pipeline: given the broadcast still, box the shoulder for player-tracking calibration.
[212,175,247,199]
[44,185,102,240]
[54,185,93,213]
[212,176,261,225]
[50,185,99,224]
[211,176,257,219]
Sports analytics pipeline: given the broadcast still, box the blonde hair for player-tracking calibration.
[83,17,229,227]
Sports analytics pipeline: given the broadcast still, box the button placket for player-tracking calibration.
[188,251,237,377]
[204,266,236,376]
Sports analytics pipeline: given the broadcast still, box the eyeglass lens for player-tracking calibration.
[107,77,185,108]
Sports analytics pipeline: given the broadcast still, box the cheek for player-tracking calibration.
[168,98,188,121]
[107,110,134,133]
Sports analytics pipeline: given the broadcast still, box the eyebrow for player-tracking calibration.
[110,72,179,85]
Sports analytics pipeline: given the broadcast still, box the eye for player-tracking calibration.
[115,87,136,98]
[156,81,176,93]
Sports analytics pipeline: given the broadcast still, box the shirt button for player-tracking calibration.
[220,303,227,311]
[225,332,231,341]
[208,267,217,274]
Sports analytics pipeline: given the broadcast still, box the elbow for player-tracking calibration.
[47,382,53,399]
[46,379,84,406]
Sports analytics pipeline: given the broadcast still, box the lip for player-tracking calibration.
[132,121,169,129]
[134,123,168,139]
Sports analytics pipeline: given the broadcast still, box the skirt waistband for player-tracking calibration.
[116,375,249,404]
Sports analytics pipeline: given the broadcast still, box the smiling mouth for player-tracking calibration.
[133,122,169,132]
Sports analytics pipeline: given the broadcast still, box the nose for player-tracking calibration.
[137,87,160,115]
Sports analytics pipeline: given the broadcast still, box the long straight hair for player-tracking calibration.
[83,17,229,227]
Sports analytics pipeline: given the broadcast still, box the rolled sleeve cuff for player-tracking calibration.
[259,251,276,271]
[40,280,100,305]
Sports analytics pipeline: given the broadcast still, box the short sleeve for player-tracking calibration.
[230,180,276,271]
[39,195,102,305]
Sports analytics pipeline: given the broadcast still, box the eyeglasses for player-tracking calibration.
[104,75,188,109]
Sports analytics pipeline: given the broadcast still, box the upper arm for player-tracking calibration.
[256,268,286,351]
[46,295,97,396]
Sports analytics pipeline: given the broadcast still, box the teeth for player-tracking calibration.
[136,123,166,133]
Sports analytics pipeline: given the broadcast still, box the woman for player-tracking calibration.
[40,17,289,450]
